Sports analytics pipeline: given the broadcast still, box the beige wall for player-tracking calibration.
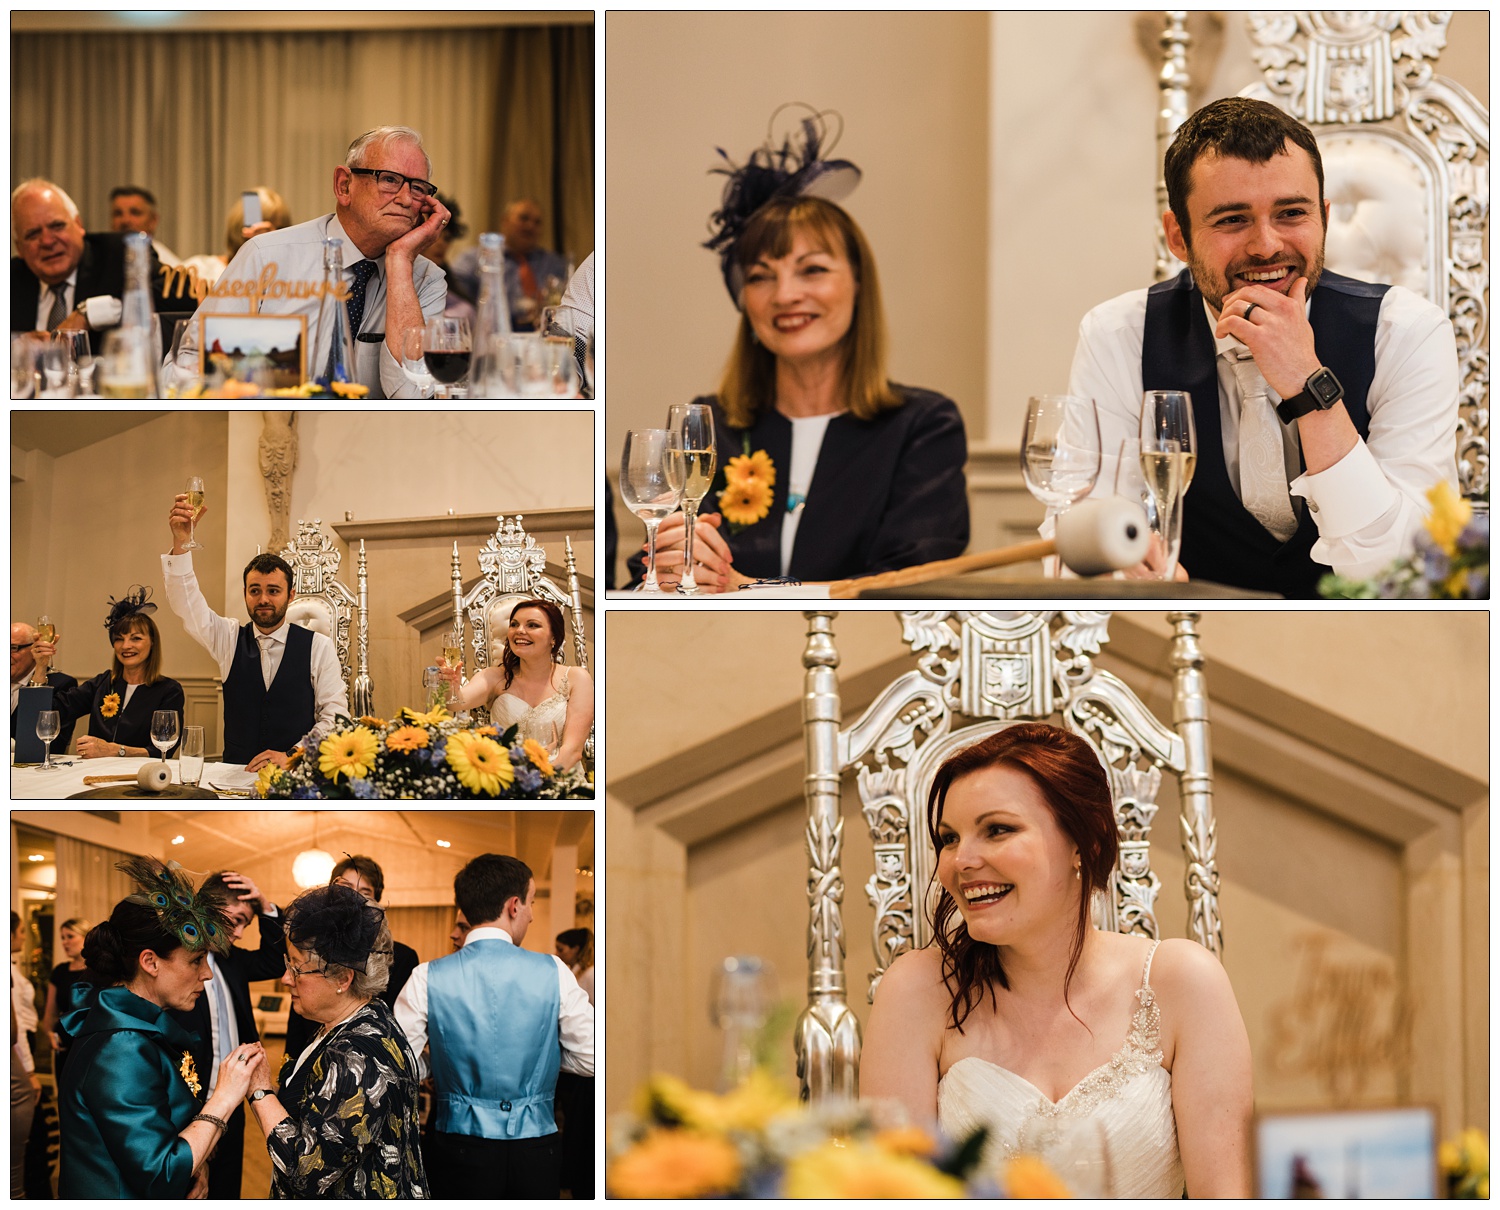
[606,609,1488,1135]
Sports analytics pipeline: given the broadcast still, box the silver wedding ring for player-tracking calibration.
[1243,301,1258,321]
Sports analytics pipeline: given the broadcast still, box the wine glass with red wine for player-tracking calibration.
[422,317,472,399]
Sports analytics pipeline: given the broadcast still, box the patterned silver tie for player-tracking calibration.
[1228,352,1298,541]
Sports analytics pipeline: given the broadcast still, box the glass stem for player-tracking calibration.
[642,519,662,592]
[679,503,700,594]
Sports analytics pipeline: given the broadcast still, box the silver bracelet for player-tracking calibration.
[190,1112,227,1134]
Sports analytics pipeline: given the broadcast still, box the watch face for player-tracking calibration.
[1308,367,1343,407]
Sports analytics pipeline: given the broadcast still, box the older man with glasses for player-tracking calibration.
[10,621,77,756]
[171,125,450,397]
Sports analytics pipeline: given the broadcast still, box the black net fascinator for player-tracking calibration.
[118,856,233,956]
[104,585,158,633]
[286,883,391,973]
[704,104,862,304]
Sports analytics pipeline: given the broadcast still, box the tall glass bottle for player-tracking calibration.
[471,231,511,397]
[119,232,159,394]
[317,237,358,386]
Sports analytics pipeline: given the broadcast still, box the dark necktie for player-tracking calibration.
[46,280,70,330]
[346,260,378,336]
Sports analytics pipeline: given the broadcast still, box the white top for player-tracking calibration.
[161,550,348,747]
[168,213,447,398]
[1065,282,1460,579]
[779,412,838,576]
[393,925,593,1079]
[938,940,1182,1198]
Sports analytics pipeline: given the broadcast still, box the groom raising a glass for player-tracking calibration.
[162,493,346,771]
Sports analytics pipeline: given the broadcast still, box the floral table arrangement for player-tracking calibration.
[253,708,591,799]
[606,1071,1070,1199]
[1321,482,1489,599]
[1441,1128,1488,1199]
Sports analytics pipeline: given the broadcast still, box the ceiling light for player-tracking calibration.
[436,839,451,848]
[292,848,335,889]
[27,854,44,863]
[171,835,185,845]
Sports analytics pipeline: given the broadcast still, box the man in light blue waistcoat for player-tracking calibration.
[395,853,593,1199]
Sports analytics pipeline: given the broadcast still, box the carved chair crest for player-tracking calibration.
[1241,11,1489,501]
[278,520,359,690]
[795,610,1219,1101]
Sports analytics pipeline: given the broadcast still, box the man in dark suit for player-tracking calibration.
[168,870,286,1200]
[10,621,77,755]
[11,178,167,354]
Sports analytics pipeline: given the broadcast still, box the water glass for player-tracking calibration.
[709,956,776,1092]
[56,329,93,396]
[36,710,61,770]
[1021,394,1101,510]
[36,338,72,398]
[620,428,685,593]
[179,725,206,787]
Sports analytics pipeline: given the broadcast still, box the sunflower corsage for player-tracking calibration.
[179,1050,201,1096]
[718,443,776,532]
[100,692,122,719]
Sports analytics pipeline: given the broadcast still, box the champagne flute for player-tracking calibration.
[36,615,55,645]
[97,329,153,398]
[666,403,717,596]
[709,956,776,1092]
[179,725,205,787]
[151,710,180,763]
[36,710,60,770]
[423,317,472,400]
[184,477,206,551]
[1021,394,1102,511]
[1139,391,1198,580]
[620,429,685,594]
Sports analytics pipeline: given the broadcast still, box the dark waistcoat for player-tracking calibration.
[222,623,315,763]
[1141,268,1388,598]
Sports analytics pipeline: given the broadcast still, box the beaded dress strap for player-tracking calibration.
[1141,938,1162,989]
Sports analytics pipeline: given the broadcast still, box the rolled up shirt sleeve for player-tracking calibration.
[161,551,239,678]
[308,631,350,733]
[1291,288,1461,578]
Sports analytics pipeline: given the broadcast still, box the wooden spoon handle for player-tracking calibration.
[82,773,141,785]
[828,538,1057,599]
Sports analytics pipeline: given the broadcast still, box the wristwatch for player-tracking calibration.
[117,746,127,758]
[249,1089,272,1103]
[1277,366,1344,424]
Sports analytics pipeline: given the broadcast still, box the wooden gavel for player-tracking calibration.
[829,497,1149,598]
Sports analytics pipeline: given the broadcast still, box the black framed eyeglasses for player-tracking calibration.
[349,167,438,201]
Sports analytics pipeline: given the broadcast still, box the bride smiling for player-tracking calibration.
[440,599,594,771]
[860,723,1251,1197]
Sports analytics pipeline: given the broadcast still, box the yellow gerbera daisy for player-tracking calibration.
[1424,479,1472,555]
[1004,1154,1073,1198]
[254,763,284,796]
[718,477,773,527]
[606,1129,741,1199]
[402,704,451,727]
[446,732,515,795]
[783,1141,966,1199]
[330,381,370,399]
[522,737,555,777]
[318,726,379,781]
[725,449,775,487]
[100,692,122,719]
[386,725,429,754]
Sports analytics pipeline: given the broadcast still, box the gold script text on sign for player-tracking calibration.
[160,263,353,307]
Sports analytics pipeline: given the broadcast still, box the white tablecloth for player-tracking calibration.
[11,758,259,800]
[606,584,831,601]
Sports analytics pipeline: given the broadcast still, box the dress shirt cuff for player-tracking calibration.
[1289,440,1400,538]
[162,551,196,575]
[260,903,279,918]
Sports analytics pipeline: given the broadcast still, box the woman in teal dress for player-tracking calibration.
[58,857,264,1199]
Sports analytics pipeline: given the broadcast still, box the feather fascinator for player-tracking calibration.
[104,585,158,634]
[286,883,391,973]
[704,103,862,303]
[117,855,232,955]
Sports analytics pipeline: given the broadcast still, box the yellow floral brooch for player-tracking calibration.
[179,1051,201,1096]
[718,449,776,530]
[101,692,122,719]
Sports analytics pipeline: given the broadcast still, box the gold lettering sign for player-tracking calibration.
[158,263,352,308]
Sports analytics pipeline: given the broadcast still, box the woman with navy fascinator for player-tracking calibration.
[634,105,971,591]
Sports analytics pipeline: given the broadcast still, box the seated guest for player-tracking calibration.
[636,115,969,589]
[11,179,170,355]
[31,587,184,758]
[11,621,77,755]
[426,193,475,320]
[162,496,347,772]
[243,884,429,1198]
[1065,97,1460,597]
[40,916,90,1084]
[171,125,450,397]
[454,198,569,332]
[175,186,292,290]
[109,185,180,267]
[554,928,594,1005]
[282,855,420,1068]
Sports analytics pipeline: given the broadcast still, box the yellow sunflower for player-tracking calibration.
[318,726,379,781]
[100,692,122,719]
[606,1129,741,1199]
[402,704,451,726]
[1424,479,1472,556]
[783,1141,966,1199]
[357,715,388,729]
[725,449,775,487]
[718,477,774,527]
[254,763,284,796]
[446,731,515,795]
[386,725,430,754]
[522,737,555,777]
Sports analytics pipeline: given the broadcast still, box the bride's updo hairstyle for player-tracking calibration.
[82,901,189,985]
[925,722,1118,1030]
[500,599,566,689]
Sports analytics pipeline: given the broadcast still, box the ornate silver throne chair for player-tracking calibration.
[278,520,374,715]
[795,610,1219,1102]
[449,515,591,750]
[1155,11,1489,504]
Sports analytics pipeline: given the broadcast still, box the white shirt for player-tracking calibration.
[161,550,348,748]
[1066,282,1460,580]
[167,213,447,399]
[555,251,593,345]
[780,412,838,576]
[33,270,76,332]
[394,925,593,1079]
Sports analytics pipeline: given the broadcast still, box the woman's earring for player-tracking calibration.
[1074,866,1081,881]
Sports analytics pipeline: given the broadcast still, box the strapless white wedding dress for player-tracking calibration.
[937,940,1184,1197]
[489,667,571,761]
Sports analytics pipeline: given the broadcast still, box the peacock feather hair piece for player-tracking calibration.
[704,103,862,305]
[117,856,232,955]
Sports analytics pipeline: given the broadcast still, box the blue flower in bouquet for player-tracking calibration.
[428,738,448,768]
[510,744,527,764]
[514,766,543,794]
[350,778,377,799]
[291,785,319,799]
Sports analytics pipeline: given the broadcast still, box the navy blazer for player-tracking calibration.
[11,667,79,755]
[630,385,970,584]
[52,672,184,756]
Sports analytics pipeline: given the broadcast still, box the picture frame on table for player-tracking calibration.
[198,312,307,387]
[1253,1104,1439,1198]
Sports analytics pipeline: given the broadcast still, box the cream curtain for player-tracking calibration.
[11,25,594,266]
[53,836,136,944]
